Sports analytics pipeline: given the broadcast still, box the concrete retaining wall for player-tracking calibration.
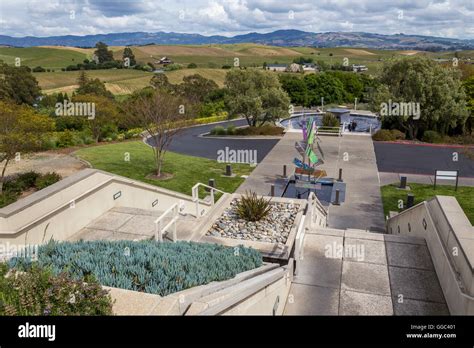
[106,262,291,315]
[0,169,211,245]
[386,196,474,315]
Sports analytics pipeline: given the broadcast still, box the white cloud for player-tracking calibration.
[0,0,472,39]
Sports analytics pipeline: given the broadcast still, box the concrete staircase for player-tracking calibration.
[69,200,229,242]
[283,226,449,315]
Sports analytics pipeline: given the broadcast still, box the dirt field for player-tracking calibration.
[5,152,88,178]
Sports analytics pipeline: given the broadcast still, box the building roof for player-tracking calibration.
[267,64,288,68]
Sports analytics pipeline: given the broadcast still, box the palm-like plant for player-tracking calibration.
[235,191,272,222]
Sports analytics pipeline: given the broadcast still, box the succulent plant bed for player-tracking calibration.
[206,198,301,245]
[8,240,262,297]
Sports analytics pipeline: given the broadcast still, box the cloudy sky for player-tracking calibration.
[0,0,473,39]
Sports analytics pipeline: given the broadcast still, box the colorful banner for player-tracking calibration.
[305,147,318,164]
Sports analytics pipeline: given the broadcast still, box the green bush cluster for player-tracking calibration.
[163,64,184,71]
[0,171,61,208]
[210,124,284,136]
[372,129,406,141]
[0,263,113,316]
[35,173,62,190]
[210,126,227,135]
[9,240,262,297]
[322,114,340,127]
[43,131,94,149]
[422,130,442,143]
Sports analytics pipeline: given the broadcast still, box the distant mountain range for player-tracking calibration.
[1,30,473,50]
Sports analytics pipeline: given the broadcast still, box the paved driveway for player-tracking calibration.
[374,142,474,177]
[146,119,280,163]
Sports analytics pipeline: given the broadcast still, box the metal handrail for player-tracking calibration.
[315,125,343,136]
[191,183,226,218]
[154,203,179,242]
[294,215,306,268]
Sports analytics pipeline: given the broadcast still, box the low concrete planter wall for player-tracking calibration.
[105,262,291,315]
[198,194,307,261]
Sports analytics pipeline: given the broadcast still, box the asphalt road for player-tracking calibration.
[374,142,474,177]
[146,119,280,163]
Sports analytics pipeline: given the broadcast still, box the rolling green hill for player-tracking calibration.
[0,47,89,70]
[5,44,471,96]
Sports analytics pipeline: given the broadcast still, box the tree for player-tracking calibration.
[224,69,290,127]
[279,74,308,106]
[76,78,113,98]
[0,101,54,193]
[463,76,474,134]
[94,42,114,64]
[150,74,173,92]
[377,56,468,139]
[293,57,314,64]
[72,94,119,142]
[122,47,136,67]
[77,70,89,89]
[0,62,41,105]
[303,73,345,106]
[123,91,189,177]
[176,74,218,104]
[326,71,364,101]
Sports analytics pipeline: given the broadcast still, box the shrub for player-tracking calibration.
[226,125,236,135]
[9,171,41,192]
[9,240,262,297]
[0,263,113,315]
[236,191,272,222]
[57,130,75,147]
[124,127,144,139]
[210,126,226,135]
[0,191,19,208]
[100,124,118,141]
[390,129,405,140]
[163,64,183,71]
[54,116,86,132]
[422,130,442,143]
[15,170,41,191]
[35,172,61,190]
[187,63,197,69]
[372,129,395,141]
[322,114,340,127]
[234,125,285,136]
[32,66,46,73]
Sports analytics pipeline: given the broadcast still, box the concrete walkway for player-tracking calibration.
[283,228,449,315]
[238,132,386,231]
[319,135,385,231]
[237,132,301,195]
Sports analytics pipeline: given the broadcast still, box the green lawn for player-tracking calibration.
[381,183,474,224]
[74,141,253,197]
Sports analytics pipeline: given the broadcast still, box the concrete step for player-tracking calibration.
[309,226,425,245]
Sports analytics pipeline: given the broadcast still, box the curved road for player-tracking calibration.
[146,119,280,163]
[374,142,474,177]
